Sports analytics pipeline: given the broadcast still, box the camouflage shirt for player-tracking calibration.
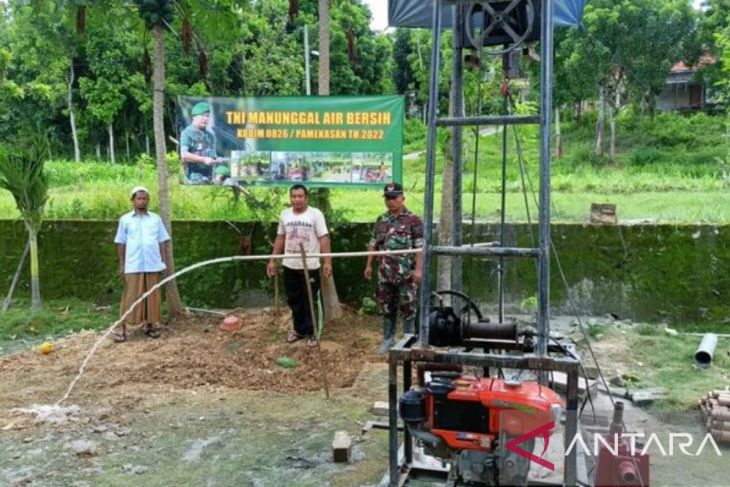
[368,208,424,284]
[180,124,216,180]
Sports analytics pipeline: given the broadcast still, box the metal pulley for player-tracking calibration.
[464,0,539,54]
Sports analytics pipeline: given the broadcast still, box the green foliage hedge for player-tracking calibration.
[2,220,730,325]
[0,219,374,310]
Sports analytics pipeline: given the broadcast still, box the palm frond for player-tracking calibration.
[0,144,49,231]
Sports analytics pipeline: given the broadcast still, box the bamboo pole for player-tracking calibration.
[274,270,280,317]
[299,243,330,400]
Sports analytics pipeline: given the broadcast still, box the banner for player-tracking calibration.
[176,95,404,188]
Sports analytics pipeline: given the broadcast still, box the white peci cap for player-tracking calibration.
[130,186,150,198]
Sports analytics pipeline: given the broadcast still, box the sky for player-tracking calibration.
[363,0,389,32]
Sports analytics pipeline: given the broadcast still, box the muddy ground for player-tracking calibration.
[0,307,394,486]
[0,308,728,486]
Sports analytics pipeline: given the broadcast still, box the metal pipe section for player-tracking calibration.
[694,333,718,368]
[418,0,443,348]
[388,359,399,486]
[537,0,555,360]
[610,400,625,435]
[564,367,579,486]
[618,460,638,483]
[436,115,540,126]
[403,358,413,464]
[498,89,509,324]
[431,245,539,257]
[451,3,464,295]
[462,322,517,341]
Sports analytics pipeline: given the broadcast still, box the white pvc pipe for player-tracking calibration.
[58,244,505,405]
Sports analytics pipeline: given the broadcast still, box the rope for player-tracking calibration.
[504,94,616,414]
[468,44,487,302]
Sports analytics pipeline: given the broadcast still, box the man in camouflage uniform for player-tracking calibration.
[180,102,220,184]
[364,182,424,353]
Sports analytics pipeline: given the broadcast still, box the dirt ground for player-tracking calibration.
[0,306,385,423]
[1,309,729,486]
[0,307,398,486]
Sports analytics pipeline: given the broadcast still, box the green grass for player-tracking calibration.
[0,111,728,223]
[588,326,730,410]
[634,331,730,410]
[0,298,117,355]
[2,174,728,224]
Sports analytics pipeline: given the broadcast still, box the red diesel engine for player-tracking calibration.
[400,373,564,486]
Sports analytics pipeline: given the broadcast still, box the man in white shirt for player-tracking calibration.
[113,186,170,342]
[267,185,332,346]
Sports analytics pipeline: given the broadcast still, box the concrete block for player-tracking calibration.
[590,203,617,224]
[372,401,389,416]
[332,431,351,463]
[631,388,667,406]
[550,371,598,398]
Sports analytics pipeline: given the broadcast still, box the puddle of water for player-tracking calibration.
[12,403,81,424]
[183,433,225,463]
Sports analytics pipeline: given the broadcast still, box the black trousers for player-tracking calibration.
[283,267,321,338]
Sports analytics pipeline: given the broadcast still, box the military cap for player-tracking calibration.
[214,165,230,177]
[191,102,211,116]
[383,182,404,197]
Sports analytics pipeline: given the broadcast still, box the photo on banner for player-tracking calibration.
[176,96,404,188]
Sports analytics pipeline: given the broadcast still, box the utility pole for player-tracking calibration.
[304,25,311,96]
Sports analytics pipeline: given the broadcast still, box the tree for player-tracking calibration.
[0,0,397,161]
[558,0,697,162]
[0,145,49,311]
[553,29,605,122]
[138,0,184,315]
[78,4,142,163]
[234,1,306,96]
[704,0,730,101]
[1,1,83,161]
[79,77,125,163]
[393,29,415,95]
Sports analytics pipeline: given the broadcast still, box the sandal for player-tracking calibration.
[112,331,127,343]
[307,337,317,348]
[141,323,161,339]
[286,333,304,343]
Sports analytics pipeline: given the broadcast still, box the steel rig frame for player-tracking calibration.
[386,1,583,485]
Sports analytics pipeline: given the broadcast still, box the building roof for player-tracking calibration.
[670,55,716,74]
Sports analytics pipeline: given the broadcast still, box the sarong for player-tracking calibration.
[120,272,162,325]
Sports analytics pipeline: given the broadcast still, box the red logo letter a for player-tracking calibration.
[505,421,555,471]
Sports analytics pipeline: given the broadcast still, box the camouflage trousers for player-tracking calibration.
[377,280,417,324]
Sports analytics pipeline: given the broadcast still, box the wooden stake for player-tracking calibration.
[300,243,330,400]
